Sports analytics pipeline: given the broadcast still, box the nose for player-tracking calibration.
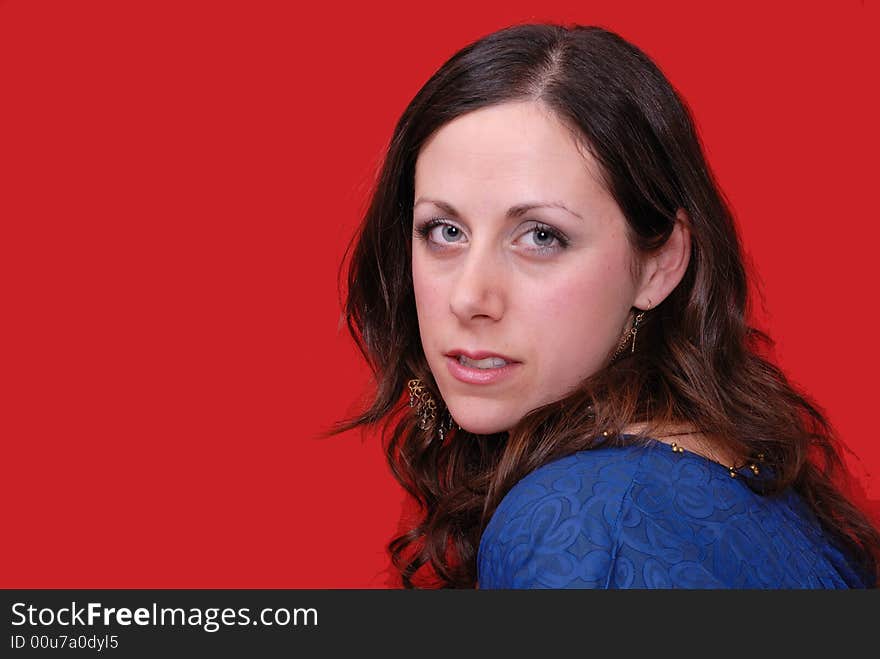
[448,242,505,322]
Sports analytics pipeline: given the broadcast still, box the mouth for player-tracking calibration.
[444,350,522,385]
[445,350,520,369]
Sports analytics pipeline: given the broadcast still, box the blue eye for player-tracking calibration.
[529,226,560,249]
[414,218,463,245]
[436,223,463,243]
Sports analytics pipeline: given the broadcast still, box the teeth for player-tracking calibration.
[458,355,508,369]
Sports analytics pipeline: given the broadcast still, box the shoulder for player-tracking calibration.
[485,443,650,523]
[477,437,875,589]
[475,439,770,589]
[477,443,652,589]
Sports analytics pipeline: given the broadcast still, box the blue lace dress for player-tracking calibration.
[477,435,874,589]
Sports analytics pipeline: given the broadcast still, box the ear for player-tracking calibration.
[633,208,691,310]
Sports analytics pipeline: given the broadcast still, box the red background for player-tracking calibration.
[1,0,877,588]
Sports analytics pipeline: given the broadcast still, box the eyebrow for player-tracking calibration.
[413,197,583,221]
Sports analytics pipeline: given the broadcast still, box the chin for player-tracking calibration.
[448,409,514,436]
[457,422,510,436]
[440,392,523,436]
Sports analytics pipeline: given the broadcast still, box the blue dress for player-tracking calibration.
[477,435,874,588]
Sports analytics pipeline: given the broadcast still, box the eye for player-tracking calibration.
[415,218,465,245]
[527,226,559,249]
[519,223,569,253]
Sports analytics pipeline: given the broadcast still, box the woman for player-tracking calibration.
[329,23,879,588]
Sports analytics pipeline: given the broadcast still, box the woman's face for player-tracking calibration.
[411,100,645,435]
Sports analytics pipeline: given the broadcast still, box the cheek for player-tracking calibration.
[522,259,632,379]
[412,257,445,334]
[412,261,434,307]
[528,258,627,326]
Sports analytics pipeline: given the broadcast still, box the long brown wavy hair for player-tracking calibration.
[326,23,880,588]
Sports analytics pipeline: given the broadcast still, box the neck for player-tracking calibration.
[619,421,745,468]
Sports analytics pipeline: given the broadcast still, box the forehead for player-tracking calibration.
[413,101,607,206]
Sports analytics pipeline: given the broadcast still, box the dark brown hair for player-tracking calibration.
[327,23,880,588]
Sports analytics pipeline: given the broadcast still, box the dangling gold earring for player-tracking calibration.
[611,299,651,361]
[408,378,436,430]
[632,298,653,353]
[630,311,645,354]
[408,378,459,442]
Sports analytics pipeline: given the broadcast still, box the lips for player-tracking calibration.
[445,354,521,385]
[445,349,520,363]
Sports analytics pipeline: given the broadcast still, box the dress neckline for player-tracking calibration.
[617,433,770,480]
